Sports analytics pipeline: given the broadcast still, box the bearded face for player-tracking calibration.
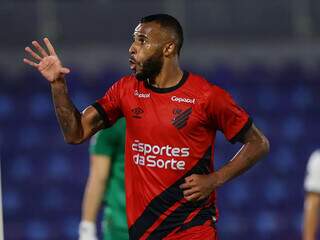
[129,22,167,84]
[134,48,164,83]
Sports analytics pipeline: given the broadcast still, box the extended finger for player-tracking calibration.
[185,193,201,201]
[25,47,42,61]
[185,175,196,182]
[183,188,199,197]
[60,67,70,74]
[179,182,191,189]
[43,37,56,56]
[32,41,48,57]
[23,58,39,68]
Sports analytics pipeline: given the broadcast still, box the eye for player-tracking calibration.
[138,38,146,44]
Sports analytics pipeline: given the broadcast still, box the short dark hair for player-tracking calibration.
[140,14,184,55]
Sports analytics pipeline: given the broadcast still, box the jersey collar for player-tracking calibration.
[144,71,189,93]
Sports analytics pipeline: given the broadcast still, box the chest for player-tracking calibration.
[122,91,209,140]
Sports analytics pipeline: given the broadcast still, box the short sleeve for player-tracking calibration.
[304,150,320,193]
[92,79,124,128]
[205,85,252,144]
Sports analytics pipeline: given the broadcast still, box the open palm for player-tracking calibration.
[23,38,70,82]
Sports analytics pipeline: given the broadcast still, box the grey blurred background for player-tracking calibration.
[1,0,319,239]
[2,0,320,75]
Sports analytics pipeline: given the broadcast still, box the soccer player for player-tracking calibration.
[303,149,320,240]
[79,118,128,240]
[24,14,269,240]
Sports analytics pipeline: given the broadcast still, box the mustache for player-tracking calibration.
[129,57,136,63]
[129,57,144,68]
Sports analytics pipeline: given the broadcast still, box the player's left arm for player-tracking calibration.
[181,123,269,201]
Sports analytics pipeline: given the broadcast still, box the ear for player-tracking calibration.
[163,42,176,57]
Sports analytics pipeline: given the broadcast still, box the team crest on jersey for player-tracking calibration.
[172,107,192,129]
[131,107,144,119]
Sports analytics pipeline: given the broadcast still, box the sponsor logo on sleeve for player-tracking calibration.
[134,90,150,98]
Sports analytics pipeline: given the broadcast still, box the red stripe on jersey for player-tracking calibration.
[139,199,188,240]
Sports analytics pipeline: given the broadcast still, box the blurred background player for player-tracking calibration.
[79,118,128,240]
[303,149,320,240]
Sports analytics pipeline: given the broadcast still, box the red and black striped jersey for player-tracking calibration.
[93,71,251,240]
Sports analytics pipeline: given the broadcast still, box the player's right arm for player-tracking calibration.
[303,192,320,240]
[303,150,320,240]
[79,154,111,240]
[79,127,118,240]
[23,38,105,144]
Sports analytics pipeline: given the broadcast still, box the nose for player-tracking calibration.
[129,42,136,55]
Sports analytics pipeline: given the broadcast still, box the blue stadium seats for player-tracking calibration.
[62,217,79,239]
[218,211,248,235]
[18,125,43,149]
[2,65,319,240]
[72,90,92,110]
[29,93,52,119]
[256,211,278,235]
[41,188,65,210]
[224,180,250,207]
[0,95,13,120]
[264,178,287,205]
[256,85,279,111]
[10,156,33,181]
[46,154,71,180]
[291,85,313,110]
[272,147,297,174]
[282,116,304,141]
[3,190,21,216]
[25,221,50,240]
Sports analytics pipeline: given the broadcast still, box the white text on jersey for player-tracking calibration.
[134,90,150,98]
[131,139,189,170]
[171,96,196,104]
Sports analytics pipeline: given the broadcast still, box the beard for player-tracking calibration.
[135,50,164,84]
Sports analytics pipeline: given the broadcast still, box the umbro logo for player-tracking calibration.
[172,107,192,129]
[131,107,144,119]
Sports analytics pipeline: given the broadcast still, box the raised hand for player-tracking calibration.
[23,38,70,82]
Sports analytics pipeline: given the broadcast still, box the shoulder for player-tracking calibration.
[90,122,120,146]
[106,74,137,97]
[187,72,211,88]
[187,72,229,101]
[113,117,126,131]
[117,74,136,86]
[305,149,320,192]
[93,127,113,140]
[109,74,136,89]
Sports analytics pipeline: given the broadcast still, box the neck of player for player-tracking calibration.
[152,58,183,88]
